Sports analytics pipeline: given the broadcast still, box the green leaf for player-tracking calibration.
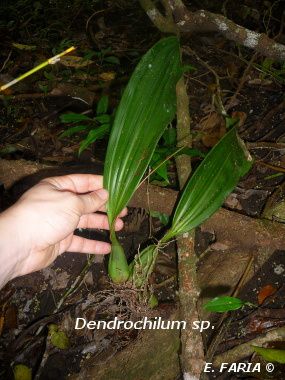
[60,113,92,123]
[152,147,169,157]
[264,172,283,180]
[12,42,36,51]
[96,95,109,115]
[48,324,69,349]
[261,58,274,71]
[78,124,110,155]
[179,147,205,158]
[163,128,253,240]
[253,346,285,364]
[148,294,159,308]
[38,84,48,94]
[225,116,239,129]
[13,364,32,380]
[203,296,246,312]
[154,146,204,159]
[149,210,170,226]
[82,50,96,60]
[0,144,18,155]
[104,37,181,284]
[59,125,89,138]
[95,114,111,124]
[101,47,112,55]
[153,160,169,183]
[104,36,182,226]
[104,56,120,65]
[182,64,197,73]
[44,71,55,81]
[93,50,102,58]
[162,127,176,146]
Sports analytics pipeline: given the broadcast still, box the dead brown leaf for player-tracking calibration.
[258,284,277,305]
[201,112,226,147]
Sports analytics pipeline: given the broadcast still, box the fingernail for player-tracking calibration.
[97,188,109,200]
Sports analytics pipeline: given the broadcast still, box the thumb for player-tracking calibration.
[78,188,109,214]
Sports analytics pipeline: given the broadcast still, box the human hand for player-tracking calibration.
[0,174,126,286]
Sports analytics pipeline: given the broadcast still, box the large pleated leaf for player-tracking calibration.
[163,127,253,241]
[131,128,252,287]
[104,36,182,225]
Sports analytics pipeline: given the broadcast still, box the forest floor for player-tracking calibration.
[0,1,285,379]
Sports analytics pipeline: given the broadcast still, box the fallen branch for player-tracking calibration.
[213,326,285,367]
[139,0,177,33]
[3,159,285,255]
[143,0,285,62]
[169,0,285,61]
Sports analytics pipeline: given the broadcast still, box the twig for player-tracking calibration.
[262,0,283,35]
[55,256,95,312]
[0,92,65,101]
[137,145,185,188]
[246,141,285,150]
[217,47,283,86]
[35,257,96,336]
[256,160,285,173]
[183,47,227,116]
[153,275,177,288]
[34,338,51,380]
[226,52,258,111]
[85,9,106,36]
[188,76,209,88]
[0,50,12,73]
[274,9,285,41]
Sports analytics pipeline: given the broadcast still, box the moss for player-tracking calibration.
[71,320,181,380]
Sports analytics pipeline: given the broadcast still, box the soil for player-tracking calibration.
[1,1,285,380]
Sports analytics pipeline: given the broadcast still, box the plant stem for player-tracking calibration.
[108,230,130,284]
[175,76,205,377]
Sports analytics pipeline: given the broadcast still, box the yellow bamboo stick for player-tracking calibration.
[0,46,76,92]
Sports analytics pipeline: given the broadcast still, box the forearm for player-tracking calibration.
[0,210,23,288]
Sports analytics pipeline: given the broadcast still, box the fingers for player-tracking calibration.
[77,214,124,231]
[43,174,104,193]
[97,206,128,217]
[78,189,109,214]
[119,207,128,217]
[67,235,111,254]
[97,205,107,212]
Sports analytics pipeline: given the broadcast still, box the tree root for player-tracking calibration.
[213,326,285,367]
[141,0,285,62]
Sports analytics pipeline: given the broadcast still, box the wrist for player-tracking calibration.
[0,208,24,288]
